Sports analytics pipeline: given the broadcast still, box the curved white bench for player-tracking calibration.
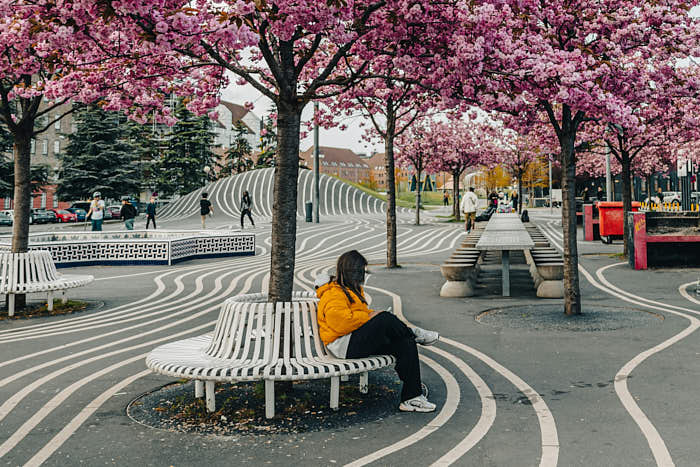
[147,292,396,418]
[1,250,94,317]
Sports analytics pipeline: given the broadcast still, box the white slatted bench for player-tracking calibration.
[1,250,94,317]
[146,292,395,418]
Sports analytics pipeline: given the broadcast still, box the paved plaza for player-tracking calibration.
[1,208,699,466]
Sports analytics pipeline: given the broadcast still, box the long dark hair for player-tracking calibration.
[335,250,367,304]
[242,191,250,202]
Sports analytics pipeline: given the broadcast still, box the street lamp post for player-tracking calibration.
[313,102,320,223]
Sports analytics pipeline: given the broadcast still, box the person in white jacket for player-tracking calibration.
[460,187,479,233]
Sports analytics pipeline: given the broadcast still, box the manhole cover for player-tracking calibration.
[476,304,663,332]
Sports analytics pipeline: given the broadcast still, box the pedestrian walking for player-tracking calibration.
[240,190,255,229]
[443,191,449,206]
[316,250,439,412]
[582,186,590,202]
[200,192,213,229]
[461,186,479,233]
[146,196,157,229]
[120,197,137,230]
[511,191,519,213]
[86,191,105,231]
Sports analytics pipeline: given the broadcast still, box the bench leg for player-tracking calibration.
[265,380,275,419]
[359,372,368,394]
[501,250,510,297]
[341,375,349,382]
[8,294,14,318]
[205,381,215,412]
[61,291,67,304]
[47,292,54,311]
[194,380,204,398]
[330,376,339,410]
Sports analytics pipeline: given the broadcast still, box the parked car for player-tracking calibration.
[51,209,77,223]
[41,210,60,223]
[70,201,92,212]
[645,191,682,205]
[0,211,12,226]
[29,209,53,224]
[66,207,87,222]
[107,205,122,220]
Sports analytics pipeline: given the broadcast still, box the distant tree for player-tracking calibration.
[57,105,141,201]
[219,121,254,177]
[151,98,218,197]
[0,157,50,199]
[0,122,11,154]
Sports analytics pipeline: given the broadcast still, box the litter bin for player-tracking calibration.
[598,201,641,244]
[305,201,313,222]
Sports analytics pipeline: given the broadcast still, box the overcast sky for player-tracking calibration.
[221,77,383,156]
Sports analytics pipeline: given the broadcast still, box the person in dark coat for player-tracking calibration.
[200,192,213,229]
[146,196,157,229]
[240,190,255,229]
[119,197,137,230]
[596,186,606,201]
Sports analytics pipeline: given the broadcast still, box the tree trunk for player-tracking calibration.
[560,127,582,315]
[453,169,460,221]
[268,105,302,304]
[10,130,32,311]
[517,172,523,214]
[620,151,632,257]
[414,169,421,225]
[384,119,398,268]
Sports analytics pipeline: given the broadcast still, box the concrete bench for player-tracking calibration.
[524,228,564,298]
[1,250,94,317]
[440,230,484,297]
[146,292,395,418]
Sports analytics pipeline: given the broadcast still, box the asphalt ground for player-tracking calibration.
[0,207,699,466]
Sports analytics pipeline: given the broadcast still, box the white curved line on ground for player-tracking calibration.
[372,285,558,467]
[0,267,268,459]
[538,220,698,467]
[24,368,153,467]
[344,355,460,467]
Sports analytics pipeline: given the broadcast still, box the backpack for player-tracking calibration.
[521,209,529,223]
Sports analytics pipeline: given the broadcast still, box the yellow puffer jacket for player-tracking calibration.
[316,282,372,345]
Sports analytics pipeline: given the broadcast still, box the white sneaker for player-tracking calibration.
[412,327,439,346]
[399,395,436,412]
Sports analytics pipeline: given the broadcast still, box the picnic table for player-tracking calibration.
[475,213,534,296]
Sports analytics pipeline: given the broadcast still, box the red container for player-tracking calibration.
[597,201,641,243]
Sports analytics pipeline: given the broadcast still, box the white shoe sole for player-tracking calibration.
[416,335,439,346]
[399,403,436,413]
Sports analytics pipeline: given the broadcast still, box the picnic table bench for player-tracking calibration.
[476,214,534,296]
[146,292,395,418]
[1,250,94,317]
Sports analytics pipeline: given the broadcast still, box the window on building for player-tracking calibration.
[3,198,10,209]
[71,122,77,134]
[54,140,60,155]
[54,118,61,130]
[53,195,59,208]
[30,139,35,154]
[41,192,47,208]
[42,139,48,155]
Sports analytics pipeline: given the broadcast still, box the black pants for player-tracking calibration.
[240,209,254,228]
[346,313,421,402]
[146,214,156,229]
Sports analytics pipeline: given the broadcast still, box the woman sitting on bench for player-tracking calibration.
[316,250,439,412]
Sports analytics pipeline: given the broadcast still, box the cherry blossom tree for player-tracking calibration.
[445,0,700,315]
[395,120,437,225]
[427,118,493,220]
[102,0,459,302]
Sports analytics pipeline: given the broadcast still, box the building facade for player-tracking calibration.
[299,146,371,185]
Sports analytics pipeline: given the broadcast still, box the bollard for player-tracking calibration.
[305,201,313,222]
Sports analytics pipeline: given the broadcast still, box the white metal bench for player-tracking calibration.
[146,292,396,418]
[1,250,94,317]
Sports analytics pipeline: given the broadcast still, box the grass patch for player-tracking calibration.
[608,252,626,259]
[340,178,444,209]
[0,299,90,320]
